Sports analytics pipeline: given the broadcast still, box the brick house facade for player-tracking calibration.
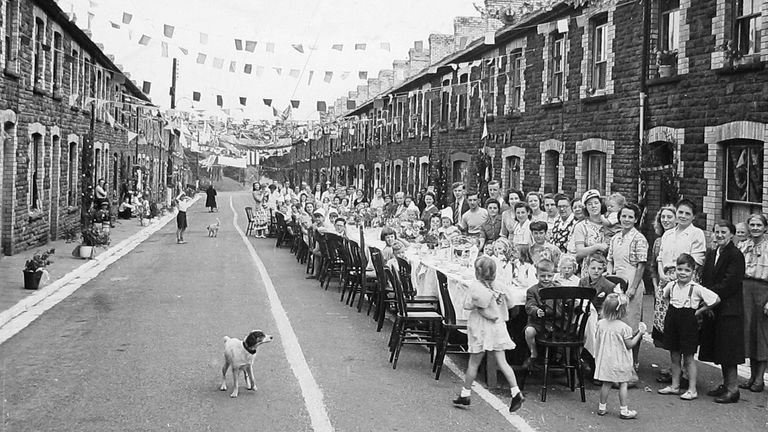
[0,0,177,255]
[292,0,767,230]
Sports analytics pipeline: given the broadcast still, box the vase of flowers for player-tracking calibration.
[656,50,677,77]
[23,248,55,290]
[79,225,110,259]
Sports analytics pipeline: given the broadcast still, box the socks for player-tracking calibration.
[510,386,521,397]
[460,388,471,398]
[620,406,629,415]
[598,403,607,411]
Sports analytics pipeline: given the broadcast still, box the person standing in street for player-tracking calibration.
[738,213,768,393]
[205,184,218,212]
[176,192,191,244]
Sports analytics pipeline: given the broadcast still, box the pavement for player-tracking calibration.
[0,191,767,432]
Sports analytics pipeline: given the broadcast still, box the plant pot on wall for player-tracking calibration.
[658,65,673,78]
[23,270,43,290]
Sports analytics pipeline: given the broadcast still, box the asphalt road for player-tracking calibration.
[1,191,767,431]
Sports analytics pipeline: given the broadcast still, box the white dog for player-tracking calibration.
[207,218,220,237]
[219,330,274,398]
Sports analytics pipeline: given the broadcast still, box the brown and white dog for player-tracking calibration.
[219,330,274,397]
[207,218,220,237]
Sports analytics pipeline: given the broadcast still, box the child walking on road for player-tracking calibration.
[453,256,525,413]
[594,293,646,419]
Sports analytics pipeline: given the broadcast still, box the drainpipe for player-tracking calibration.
[638,0,651,209]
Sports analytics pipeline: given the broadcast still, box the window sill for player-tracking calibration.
[504,111,523,120]
[647,75,682,86]
[438,128,448,133]
[52,90,63,101]
[456,125,469,132]
[542,100,563,109]
[3,67,19,79]
[28,210,45,222]
[582,93,609,104]
[32,86,50,97]
[715,60,764,75]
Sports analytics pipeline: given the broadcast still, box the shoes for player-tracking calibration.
[619,410,638,420]
[509,392,525,413]
[737,380,754,390]
[706,385,727,397]
[680,390,698,400]
[596,407,607,416]
[452,395,470,406]
[714,390,740,404]
[656,371,672,383]
[657,386,680,395]
[750,382,765,393]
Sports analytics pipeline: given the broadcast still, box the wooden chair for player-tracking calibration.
[521,286,596,402]
[605,275,628,293]
[338,238,360,302]
[386,267,443,370]
[320,233,345,290]
[267,209,278,238]
[395,257,440,308]
[355,226,378,313]
[433,270,468,380]
[274,212,292,248]
[244,207,256,236]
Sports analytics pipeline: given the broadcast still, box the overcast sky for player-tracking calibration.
[66,0,480,120]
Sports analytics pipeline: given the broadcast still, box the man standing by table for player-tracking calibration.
[459,191,489,238]
[451,182,470,223]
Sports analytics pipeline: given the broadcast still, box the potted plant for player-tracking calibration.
[23,248,55,290]
[79,225,110,259]
[656,50,677,77]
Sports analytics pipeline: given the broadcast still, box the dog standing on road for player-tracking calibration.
[207,218,220,237]
[219,330,274,397]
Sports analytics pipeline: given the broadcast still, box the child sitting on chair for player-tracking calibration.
[522,259,559,369]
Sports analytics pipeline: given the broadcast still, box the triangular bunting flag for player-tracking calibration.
[290,100,300,109]
[106,112,115,127]
[244,64,252,74]
[380,42,390,51]
[121,12,132,24]
[199,33,208,45]
[245,40,257,52]
[229,61,236,72]
[213,58,224,69]
[341,71,350,80]
[234,39,242,50]
[292,44,304,53]
[346,100,356,109]
[138,35,151,45]
[127,131,138,142]
[196,53,206,64]
[331,44,343,51]
[289,69,300,78]
[274,67,282,75]
[178,46,188,55]
[355,43,367,50]
[484,32,495,45]
[216,95,223,107]
[110,21,120,29]
[68,93,79,106]
[142,81,151,94]
[317,101,327,112]
[193,91,201,102]
[161,41,168,58]
[307,70,314,85]
[266,42,275,53]
[358,71,367,80]
[324,71,333,83]
[263,99,272,106]
[272,107,279,117]
[239,97,247,106]
[163,24,174,38]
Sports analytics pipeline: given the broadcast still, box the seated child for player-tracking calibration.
[555,253,580,286]
[523,259,559,368]
[600,193,626,241]
[530,221,561,269]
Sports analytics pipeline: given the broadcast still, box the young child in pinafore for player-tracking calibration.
[453,256,524,413]
[594,293,646,419]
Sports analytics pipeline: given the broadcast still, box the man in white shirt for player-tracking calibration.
[657,198,707,280]
[459,191,489,237]
[487,180,509,212]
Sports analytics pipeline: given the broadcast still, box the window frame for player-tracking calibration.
[660,0,681,52]
[488,61,498,116]
[52,30,62,94]
[585,151,607,194]
[725,141,763,205]
[543,150,560,194]
[550,32,566,100]
[30,133,42,211]
[440,79,450,127]
[591,16,608,90]
[457,73,469,128]
[508,51,523,112]
[3,0,18,73]
[735,0,763,56]
[32,16,46,90]
[67,141,77,207]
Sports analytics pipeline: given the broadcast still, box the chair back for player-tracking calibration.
[385,266,408,317]
[395,257,416,298]
[245,207,254,221]
[370,247,387,292]
[348,239,363,270]
[604,275,628,294]
[325,233,344,262]
[436,271,457,325]
[338,238,354,268]
[358,225,368,269]
[537,286,597,342]
[275,211,287,228]
[317,232,330,259]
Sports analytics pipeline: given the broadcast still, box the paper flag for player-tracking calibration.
[266,42,275,53]
[317,101,327,112]
[244,64,252,74]
[142,81,151,94]
[557,18,569,33]
[239,97,247,106]
[292,44,304,53]
[272,107,279,117]
[274,67,282,75]
[161,41,168,57]
[106,113,115,127]
[213,58,224,69]
[163,24,174,38]
[193,91,201,102]
[127,131,138,142]
[110,21,120,29]
[341,71,350,80]
[179,46,189,55]
[113,73,126,85]
[121,12,132,24]
[263,98,272,106]
[355,43,367,50]
[380,42,390,51]
[200,33,209,45]
[331,44,343,51]
[256,65,264,76]
[289,69,300,78]
[291,100,300,109]
[324,71,333,82]
[484,32,495,45]
[216,95,223,107]
[234,39,242,50]
[246,40,257,52]
[346,100,356,109]
[196,53,206,64]
[359,71,367,80]
[307,70,314,85]
[68,93,79,105]
[138,35,151,45]
[229,61,236,72]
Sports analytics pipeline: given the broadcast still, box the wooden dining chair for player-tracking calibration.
[605,275,628,294]
[274,212,292,248]
[433,270,468,380]
[244,207,256,236]
[321,233,345,290]
[355,225,378,314]
[521,286,596,402]
[395,257,439,307]
[386,267,443,370]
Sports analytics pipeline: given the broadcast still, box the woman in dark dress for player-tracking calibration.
[699,220,745,403]
[205,184,218,212]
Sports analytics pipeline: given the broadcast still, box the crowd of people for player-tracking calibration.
[258,178,768,417]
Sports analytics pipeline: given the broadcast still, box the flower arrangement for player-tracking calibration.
[656,49,678,66]
[720,40,743,62]
[25,248,55,272]
[81,225,111,247]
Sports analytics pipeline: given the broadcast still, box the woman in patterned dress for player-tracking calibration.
[572,189,609,277]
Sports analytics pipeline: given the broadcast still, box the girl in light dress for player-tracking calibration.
[492,239,536,306]
[555,254,581,286]
[453,256,524,413]
[594,293,646,419]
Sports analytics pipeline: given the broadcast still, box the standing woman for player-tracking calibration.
[313,183,322,202]
[526,192,547,223]
[175,192,191,244]
[420,192,439,226]
[572,189,609,277]
[205,184,218,212]
[699,220,745,403]
[649,206,677,348]
[607,203,649,369]
[739,213,768,392]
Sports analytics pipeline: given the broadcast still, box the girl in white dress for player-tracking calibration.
[453,256,524,412]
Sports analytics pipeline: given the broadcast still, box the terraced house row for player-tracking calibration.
[291,0,768,230]
[0,0,184,255]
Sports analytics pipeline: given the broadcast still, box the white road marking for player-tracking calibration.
[230,197,334,432]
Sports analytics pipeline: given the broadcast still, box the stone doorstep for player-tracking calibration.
[0,196,199,331]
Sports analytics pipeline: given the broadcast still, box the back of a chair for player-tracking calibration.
[370,247,387,292]
[245,207,254,222]
[358,225,367,269]
[348,239,363,270]
[436,271,456,325]
[395,257,416,298]
[338,238,354,268]
[325,233,344,262]
[537,286,597,342]
[317,232,329,258]
[385,266,408,317]
[276,211,287,228]
[604,275,628,294]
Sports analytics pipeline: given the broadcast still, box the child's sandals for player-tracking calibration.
[657,386,680,395]
[679,390,698,400]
